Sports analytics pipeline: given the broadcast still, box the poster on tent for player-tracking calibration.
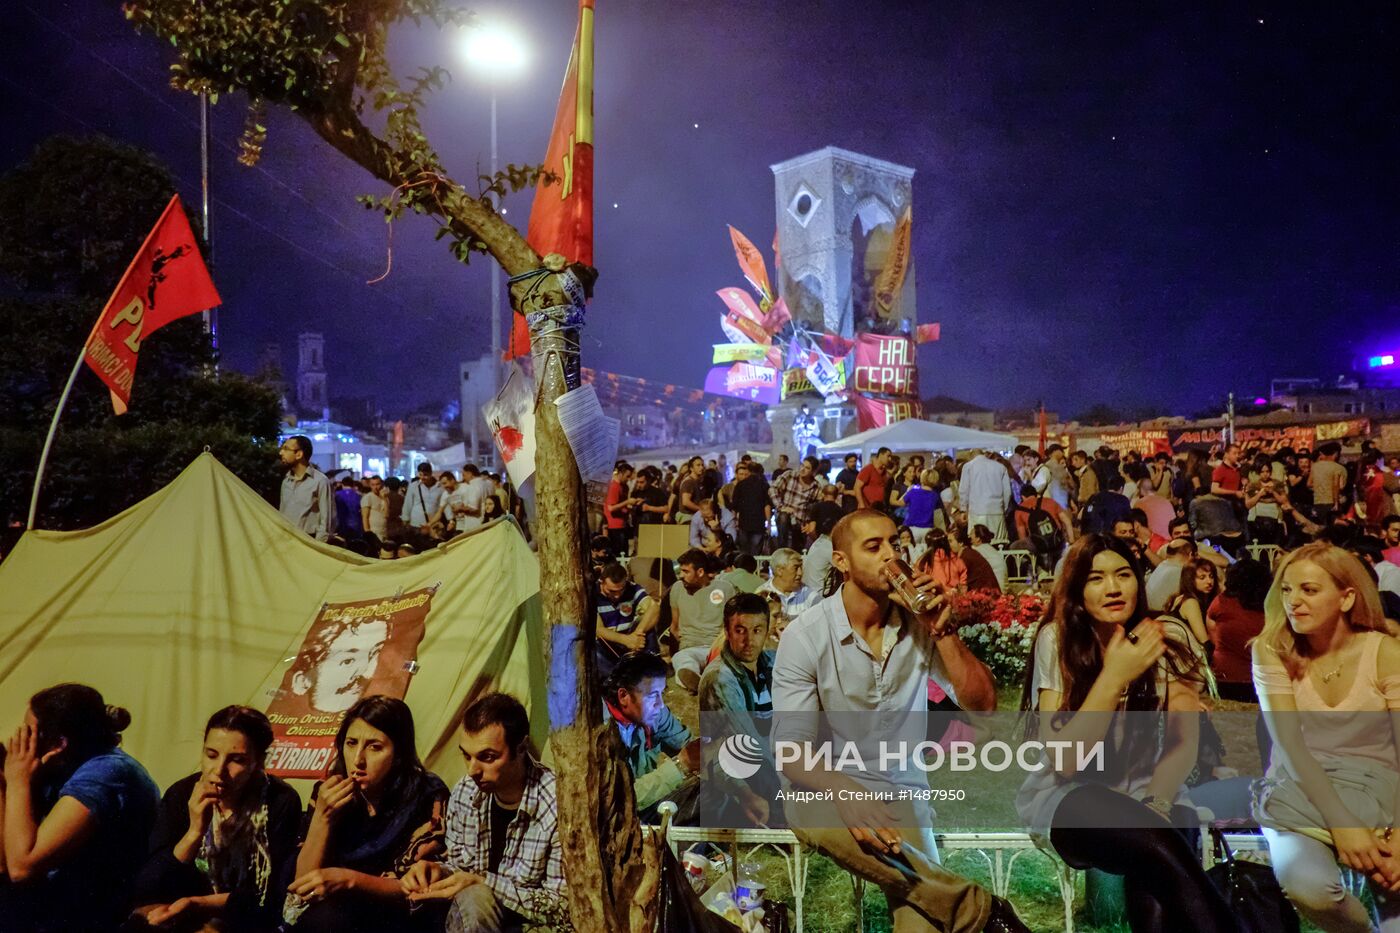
[854,394,922,431]
[264,586,436,778]
[851,333,918,397]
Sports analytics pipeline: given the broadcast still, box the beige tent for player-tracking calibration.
[0,453,545,789]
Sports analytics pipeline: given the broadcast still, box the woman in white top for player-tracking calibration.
[1016,535,1233,932]
[1253,542,1400,932]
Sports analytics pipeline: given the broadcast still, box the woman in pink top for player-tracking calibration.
[915,531,967,590]
[1253,542,1400,932]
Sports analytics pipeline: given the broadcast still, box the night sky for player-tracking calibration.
[4,1,1398,420]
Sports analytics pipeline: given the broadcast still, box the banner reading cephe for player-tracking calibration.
[264,586,435,778]
[851,333,918,398]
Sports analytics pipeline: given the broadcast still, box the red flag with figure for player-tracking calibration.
[83,194,220,414]
[507,0,595,360]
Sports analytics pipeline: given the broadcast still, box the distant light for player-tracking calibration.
[458,23,529,78]
[1375,354,1398,367]
[1257,18,1264,24]
[612,202,619,208]
[693,122,699,129]
[1253,397,1267,406]
[500,207,508,215]
[1110,135,1117,141]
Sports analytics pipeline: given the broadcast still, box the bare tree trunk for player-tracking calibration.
[516,272,660,932]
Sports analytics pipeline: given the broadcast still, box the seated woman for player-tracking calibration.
[287,696,448,933]
[1253,542,1400,933]
[1163,557,1219,660]
[915,530,967,591]
[125,706,301,933]
[1016,535,1236,932]
[0,683,160,933]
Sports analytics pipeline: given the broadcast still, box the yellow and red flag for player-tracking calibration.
[728,225,772,303]
[83,194,220,413]
[508,0,595,360]
[873,206,912,318]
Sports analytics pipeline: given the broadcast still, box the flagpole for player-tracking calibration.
[26,346,89,530]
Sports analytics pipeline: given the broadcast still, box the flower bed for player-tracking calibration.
[948,591,1045,686]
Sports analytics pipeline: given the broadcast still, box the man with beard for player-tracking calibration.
[278,435,335,541]
[668,549,738,692]
[402,693,565,930]
[772,509,1030,933]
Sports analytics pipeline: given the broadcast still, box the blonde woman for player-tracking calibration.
[1253,542,1400,932]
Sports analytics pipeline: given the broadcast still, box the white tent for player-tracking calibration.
[818,419,1018,458]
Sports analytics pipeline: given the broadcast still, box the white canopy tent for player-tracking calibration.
[818,419,1018,459]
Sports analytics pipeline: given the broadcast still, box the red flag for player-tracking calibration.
[1038,404,1048,459]
[83,194,219,414]
[507,0,595,360]
[914,322,941,344]
[728,225,772,302]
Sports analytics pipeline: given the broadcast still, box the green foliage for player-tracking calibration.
[0,136,283,531]
[125,0,551,267]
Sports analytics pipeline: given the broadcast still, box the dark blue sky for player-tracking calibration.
[4,1,1398,418]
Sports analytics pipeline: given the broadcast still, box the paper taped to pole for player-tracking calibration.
[483,364,537,488]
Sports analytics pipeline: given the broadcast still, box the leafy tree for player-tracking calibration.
[0,135,283,534]
[123,3,652,927]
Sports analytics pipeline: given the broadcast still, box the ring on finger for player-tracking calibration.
[1126,632,1139,645]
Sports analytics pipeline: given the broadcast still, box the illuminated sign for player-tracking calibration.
[1369,354,1396,368]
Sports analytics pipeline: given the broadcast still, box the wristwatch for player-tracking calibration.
[1140,795,1173,820]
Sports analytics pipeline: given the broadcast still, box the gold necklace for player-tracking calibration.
[1318,664,1345,684]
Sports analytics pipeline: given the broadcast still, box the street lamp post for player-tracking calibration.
[460,24,527,469]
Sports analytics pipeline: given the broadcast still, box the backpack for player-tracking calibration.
[1017,496,1064,556]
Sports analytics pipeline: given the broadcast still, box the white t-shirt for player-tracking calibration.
[360,491,388,537]
[455,476,492,531]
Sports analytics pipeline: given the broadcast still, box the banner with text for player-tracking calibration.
[264,586,435,778]
[854,394,922,430]
[704,362,781,406]
[852,333,919,398]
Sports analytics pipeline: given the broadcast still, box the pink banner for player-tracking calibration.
[854,394,922,431]
[704,362,780,405]
[761,296,792,333]
[851,333,918,398]
[717,286,765,324]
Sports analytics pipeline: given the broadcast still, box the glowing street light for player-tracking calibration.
[458,23,530,78]
[456,23,529,468]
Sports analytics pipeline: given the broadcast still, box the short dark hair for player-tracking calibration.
[1129,508,1148,526]
[724,592,770,629]
[462,463,480,476]
[416,461,434,475]
[286,435,313,459]
[603,652,669,699]
[1046,443,1063,456]
[461,692,530,751]
[1318,441,1342,458]
[677,547,710,570]
[590,533,611,551]
[877,447,891,456]
[972,523,994,542]
[600,562,629,585]
[732,552,758,573]
[205,705,274,759]
[1384,516,1400,530]
[1169,516,1192,532]
[1105,471,1125,492]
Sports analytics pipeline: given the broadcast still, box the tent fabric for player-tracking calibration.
[0,453,545,790]
[818,419,1018,458]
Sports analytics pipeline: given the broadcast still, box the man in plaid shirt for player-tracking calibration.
[403,693,565,932]
[770,456,823,550]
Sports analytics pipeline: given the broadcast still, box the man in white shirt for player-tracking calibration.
[757,548,820,638]
[400,461,444,535]
[959,450,1014,541]
[802,512,840,594]
[359,474,389,539]
[1032,444,1073,510]
[278,434,335,541]
[454,463,493,532]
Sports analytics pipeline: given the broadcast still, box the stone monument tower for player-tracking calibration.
[768,148,916,460]
[296,332,328,417]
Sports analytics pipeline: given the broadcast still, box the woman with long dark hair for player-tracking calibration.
[0,684,160,933]
[286,696,448,932]
[126,707,302,932]
[915,530,966,591]
[1252,543,1400,932]
[1016,536,1236,932]
[1164,557,1219,655]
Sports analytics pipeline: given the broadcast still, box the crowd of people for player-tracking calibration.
[584,439,1399,933]
[276,435,529,558]
[0,689,560,933]
[10,435,1400,932]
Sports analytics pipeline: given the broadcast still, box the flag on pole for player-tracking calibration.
[728,225,772,303]
[1038,404,1048,459]
[507,0,595,360]
[83,194,220,414]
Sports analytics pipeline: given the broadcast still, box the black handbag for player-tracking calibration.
[1205,829,1299,933]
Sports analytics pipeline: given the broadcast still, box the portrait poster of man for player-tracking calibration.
[263,585,436,777]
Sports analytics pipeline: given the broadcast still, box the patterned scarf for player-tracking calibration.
[195,774,273,908]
